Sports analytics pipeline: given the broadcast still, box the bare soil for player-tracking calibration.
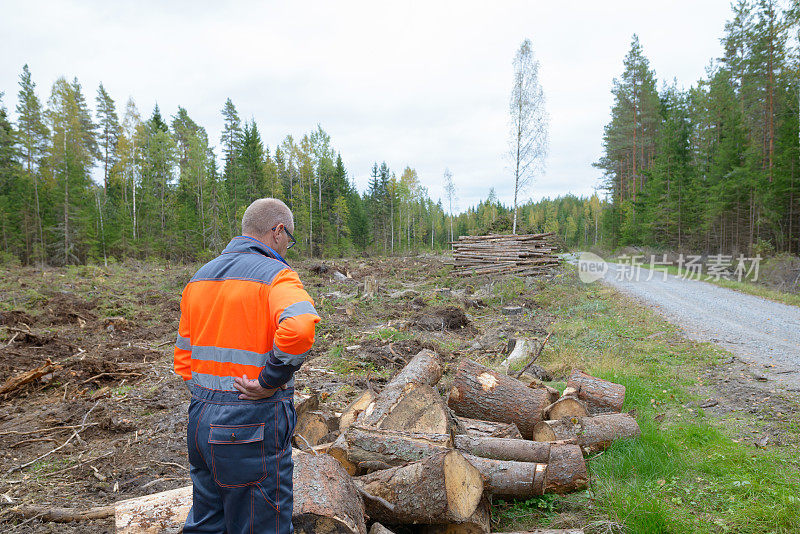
[0,256,553,532]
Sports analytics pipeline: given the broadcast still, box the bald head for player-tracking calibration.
[241,198,294,239]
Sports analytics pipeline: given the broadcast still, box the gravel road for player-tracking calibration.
[565,254,800,390]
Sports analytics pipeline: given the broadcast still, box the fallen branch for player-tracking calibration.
[0,359,62,396]
[8,504,114,523]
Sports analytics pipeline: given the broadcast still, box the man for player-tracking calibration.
[174,198,320,534]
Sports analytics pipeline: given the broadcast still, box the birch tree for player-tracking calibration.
[509,39,549,234]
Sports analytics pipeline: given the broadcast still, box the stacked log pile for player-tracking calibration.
[451,233,561,277]
[50,353,636,533]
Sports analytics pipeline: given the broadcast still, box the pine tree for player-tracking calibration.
[15,65,49,263]
[220,98,242,231]
[46,77,97,264]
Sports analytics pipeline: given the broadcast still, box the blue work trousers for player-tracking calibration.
[183,384,296,534]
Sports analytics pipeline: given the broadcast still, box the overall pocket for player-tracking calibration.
[209,423,268,487]
[280,400,297,450]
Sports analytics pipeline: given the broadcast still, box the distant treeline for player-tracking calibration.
[595,0,800,255]
[1,70,468,265]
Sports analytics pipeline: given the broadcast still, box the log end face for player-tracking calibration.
[532,422,556,442]
[443,451,484,522]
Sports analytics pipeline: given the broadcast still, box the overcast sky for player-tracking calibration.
[1,0,733,212]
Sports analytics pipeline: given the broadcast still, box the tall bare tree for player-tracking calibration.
[443,167,456,243]
[509,39,549,234]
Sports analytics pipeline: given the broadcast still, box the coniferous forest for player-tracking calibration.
[1,0,799,265]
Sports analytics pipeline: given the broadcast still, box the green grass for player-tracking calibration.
[491,268,800,533]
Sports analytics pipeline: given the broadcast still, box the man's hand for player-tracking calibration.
[233,374,287,400]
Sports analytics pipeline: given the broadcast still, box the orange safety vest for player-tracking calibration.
[174,236,320,391]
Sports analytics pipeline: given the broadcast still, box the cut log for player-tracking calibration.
[543,444,589,494]
[346,426,451,468]
[294,391,320,420]
[294,449,368,534]
[329,433,359,475]
[420,495,491,534]
[526,378,560,404]
[542,397,588,420]
[294,410,339,448]
[0,358,62,396]
[340,390,377,431]
[115,485,192,533]
[361,349,443,428]
[370,523,397,534]
[533,413,640,453]
[377,383,450,434]
[448,359,550,438]
[566,369,625,414]
[457,417,523,439]
[462,454,546,497]
[357,450,483,525]
[454,435,551,463]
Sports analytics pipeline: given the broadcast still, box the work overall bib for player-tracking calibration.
[175,236,319,533]
[183,384,296,534]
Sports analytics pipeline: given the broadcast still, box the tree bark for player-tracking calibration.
[448,359,550,438]
[293,449,368,534]
[456,417,523,439]
[420,495,491,534]
[356,450,483,525]
[565,370,625,414]
[542,396,588,421]
[533,413,640,453]
[542,443,589,494]
[462,454,546,498]
[454,435,551,463]
[346,426,451,468]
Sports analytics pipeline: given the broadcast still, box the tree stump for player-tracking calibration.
[533,413,641,453]
[356,450,483,525]
[448,359,550,438]
[293,450,368,534]
[566,369,625,414]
